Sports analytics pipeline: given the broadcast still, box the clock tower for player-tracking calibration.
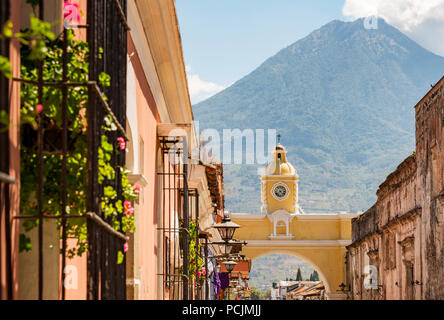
[261,143,302,238]
[261,143,301,214]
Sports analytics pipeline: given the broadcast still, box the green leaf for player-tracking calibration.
[0,56,12,78]
[103,186,117,199]
[117,251,124,264]
[0,110,9,127]
[2,20,13,38]
[99,72,111,87]
[19,234,33,252]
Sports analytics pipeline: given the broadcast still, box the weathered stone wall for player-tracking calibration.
[347,76,444,300]
[348,156,420,300]
[415,77,444,299]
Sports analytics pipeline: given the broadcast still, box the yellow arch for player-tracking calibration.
[230,213,358,300]
[250,250,332,294]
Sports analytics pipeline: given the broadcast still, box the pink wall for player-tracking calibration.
[128,36,161,300]
[2,0,21,300]
[63,239,87,300]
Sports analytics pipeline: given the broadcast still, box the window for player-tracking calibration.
[276,221,286,235]
[384,232,396,270]
[405,262,414,299]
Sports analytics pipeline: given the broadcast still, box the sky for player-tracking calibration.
[176,0,444,104]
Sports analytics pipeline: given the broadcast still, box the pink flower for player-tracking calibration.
[123,242,128,253]
[198,271,202,277]
[117,137,126,150]
[202,269,206,276]
[124,200,134,215]
[133,184,141,194]
[36,104,43,114]
[64,1,81,25]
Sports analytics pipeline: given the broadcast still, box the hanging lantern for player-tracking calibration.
[213,215,240,242]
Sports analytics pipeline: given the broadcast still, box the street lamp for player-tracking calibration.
[213,215,240,242]
[222,259,237,301]
[210,239,247,257]
[223,260,237,273]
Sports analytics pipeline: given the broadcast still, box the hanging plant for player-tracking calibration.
[188,220,205,280]
[17,22,137,259]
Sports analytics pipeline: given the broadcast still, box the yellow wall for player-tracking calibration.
[234,215,353,241]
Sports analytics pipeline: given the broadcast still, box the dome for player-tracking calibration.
[264,144,298,176]
[280,163,293,175]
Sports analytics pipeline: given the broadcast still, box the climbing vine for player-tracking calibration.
[189,220,206,280]
[3,15,139,259]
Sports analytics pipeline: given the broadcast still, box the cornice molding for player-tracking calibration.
[127,0,170,122]
[245,239,352,247]
[230,213,359,221]
[295,213,359,221]
[132,0,193,124]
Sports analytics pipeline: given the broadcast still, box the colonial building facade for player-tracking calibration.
[1,0,224,300]
[347,76,444,300]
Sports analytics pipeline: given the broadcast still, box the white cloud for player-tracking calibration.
[343,0,444,56]
[186,66,226,104]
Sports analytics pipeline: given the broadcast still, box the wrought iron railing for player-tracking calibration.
[156,146,223,300]
[2,0,130,300]
[0,0,13,301]
[158,136,196,300]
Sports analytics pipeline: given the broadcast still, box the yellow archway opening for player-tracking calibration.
[250,251,331,295]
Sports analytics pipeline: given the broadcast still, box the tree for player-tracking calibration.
[250,287,262,300]
[296,268,302,281]
[312,270,320,281]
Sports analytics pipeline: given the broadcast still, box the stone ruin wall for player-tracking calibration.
[347,77,444,300]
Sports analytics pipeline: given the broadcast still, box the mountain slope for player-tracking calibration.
[193,18,444,213]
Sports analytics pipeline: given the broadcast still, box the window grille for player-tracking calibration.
[9,0,130,300]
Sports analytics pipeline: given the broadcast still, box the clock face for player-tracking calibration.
[273,185,287,199]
